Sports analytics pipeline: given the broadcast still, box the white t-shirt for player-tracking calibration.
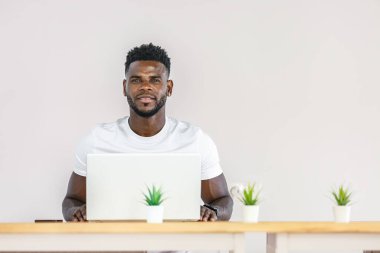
[74,116,223,180]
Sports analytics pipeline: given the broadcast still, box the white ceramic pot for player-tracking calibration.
[146,205,164,223]
[333,206,351,223]
[243,205,259,223]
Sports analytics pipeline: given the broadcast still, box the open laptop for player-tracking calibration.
[86,153,201,221]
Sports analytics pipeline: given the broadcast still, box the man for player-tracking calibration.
[62,43,233,222]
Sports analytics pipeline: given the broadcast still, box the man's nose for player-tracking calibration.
[139,80,153,90]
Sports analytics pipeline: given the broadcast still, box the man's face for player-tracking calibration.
[123,61,173,118]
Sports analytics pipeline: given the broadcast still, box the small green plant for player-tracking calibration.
[331,185,352,206]
[143,184,165,206]
[238,183,260,206]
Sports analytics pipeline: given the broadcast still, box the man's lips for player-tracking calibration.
[136,95,156,103]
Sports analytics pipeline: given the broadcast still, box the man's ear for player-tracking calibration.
[122,79,127,96]
[167,80,173,97]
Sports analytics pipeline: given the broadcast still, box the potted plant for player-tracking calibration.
[143,184,165,223]
[331,184,352,223]
[238,183,261,223]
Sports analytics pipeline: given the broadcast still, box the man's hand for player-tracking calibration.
[68,204,87,222]
[200,205,217,222]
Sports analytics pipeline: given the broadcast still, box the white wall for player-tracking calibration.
[1,0,380,252]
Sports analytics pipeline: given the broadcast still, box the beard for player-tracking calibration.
[126,94,167,118]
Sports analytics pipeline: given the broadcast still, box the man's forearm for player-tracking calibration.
[62,197,85,221]
[209,195,233,221]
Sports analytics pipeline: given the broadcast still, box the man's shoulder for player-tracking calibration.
[90,116,128,136]
[166,117,218,146]
[167,117,202,136]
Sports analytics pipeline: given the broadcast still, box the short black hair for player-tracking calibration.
[125,43,171,76]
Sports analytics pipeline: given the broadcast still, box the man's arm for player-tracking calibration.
[201,173,233,221]
[62,172,87,222]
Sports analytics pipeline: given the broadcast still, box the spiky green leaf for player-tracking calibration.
[239,182,260,206]
[143,184,165,206]
[331,185,352,206]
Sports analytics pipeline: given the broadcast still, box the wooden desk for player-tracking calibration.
[1,222,380,252]
[0,222,245,252]
[264,222,380,253]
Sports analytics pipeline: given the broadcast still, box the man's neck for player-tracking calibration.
[128,110,166,137]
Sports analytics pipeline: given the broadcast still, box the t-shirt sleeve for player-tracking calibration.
[73,128,95,177]
[199,131,223,180]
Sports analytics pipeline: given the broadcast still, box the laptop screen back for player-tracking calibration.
[87,153,201,221]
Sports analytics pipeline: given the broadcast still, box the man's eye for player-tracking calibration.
[131,79,141,83]
[152,78,161,83]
